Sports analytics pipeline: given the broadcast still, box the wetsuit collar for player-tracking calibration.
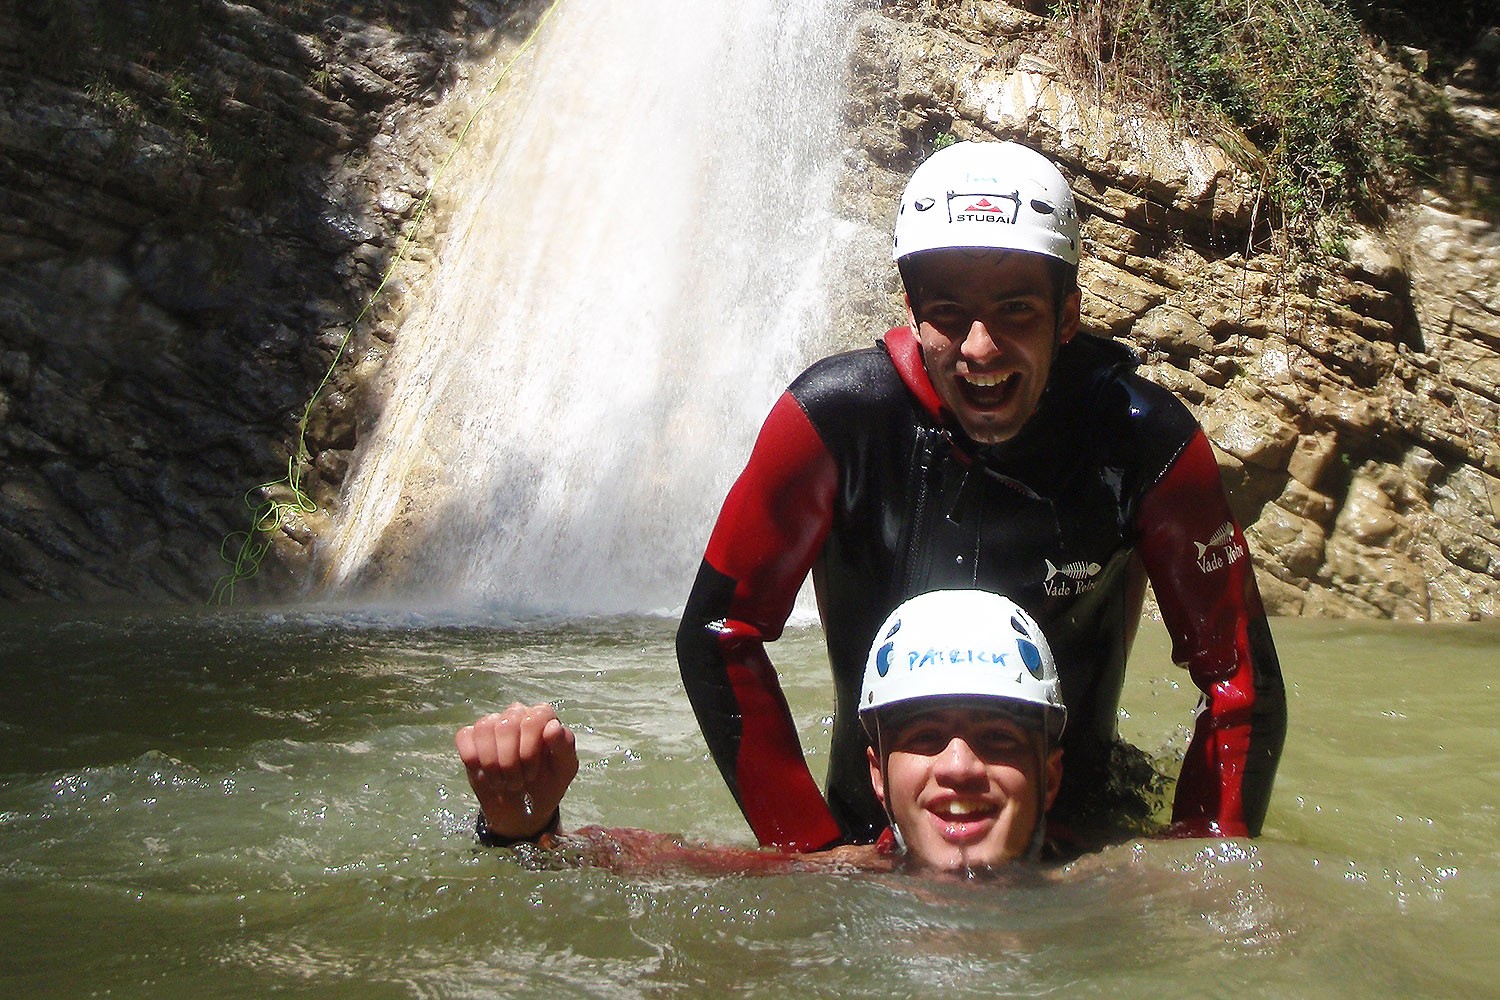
[882,325,1035,463]
[881,327,945,422]
[882,326,1137,465]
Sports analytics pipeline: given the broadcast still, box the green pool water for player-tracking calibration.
[2,606,1496,998]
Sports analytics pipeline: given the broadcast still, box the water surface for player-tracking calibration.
[2,608,1496,997]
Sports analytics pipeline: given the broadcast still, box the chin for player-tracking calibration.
[916,855,1013,876]
[960,422,1021,446]
[910,843,1015,873]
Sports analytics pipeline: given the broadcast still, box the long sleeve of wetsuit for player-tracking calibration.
[676,391,846,851]
[1135,430,1288,837]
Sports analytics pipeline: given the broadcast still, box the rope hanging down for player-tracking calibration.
[211,0,565,605]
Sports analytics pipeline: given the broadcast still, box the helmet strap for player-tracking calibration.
[1026,726,1052,861]
[872,714,907,853]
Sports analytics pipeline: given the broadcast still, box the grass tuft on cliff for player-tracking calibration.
[1053,0,1442,250]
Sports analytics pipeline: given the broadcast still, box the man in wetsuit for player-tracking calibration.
[676,140,1286,852]
[459,591,1068,874]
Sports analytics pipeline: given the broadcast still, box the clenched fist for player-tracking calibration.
[455,702,579,840]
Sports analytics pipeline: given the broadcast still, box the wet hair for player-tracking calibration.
[1042,257,1080,313]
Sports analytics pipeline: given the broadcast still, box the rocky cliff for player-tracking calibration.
[1,0,1497,618]
[0,0,534,600]
[830,0,1500,619]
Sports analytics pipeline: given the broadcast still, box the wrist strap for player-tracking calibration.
[475,808,561,848]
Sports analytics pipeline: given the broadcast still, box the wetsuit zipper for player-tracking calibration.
[895,425,941,601]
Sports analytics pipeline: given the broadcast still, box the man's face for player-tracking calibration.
[868,706,1061,872]
[905,249,1080,444]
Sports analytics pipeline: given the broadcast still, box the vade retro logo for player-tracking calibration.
[1194,521,1247,574]
[1042,557,1102,597]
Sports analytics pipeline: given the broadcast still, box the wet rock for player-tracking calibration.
[1079,259,1167,337]
[1343,225,1407,291]
[1201,393,1300,471]
[1249,502,1327,580]
[0,0,522,601]
[1129,306,1214,364]
[1286,432,1342,493]
[305,388,357,452]
[1336,473,1403,547]
[1276,478,1339,526]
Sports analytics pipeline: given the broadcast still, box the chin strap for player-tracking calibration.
[1025,728,1051,861]
[871,715,907,854]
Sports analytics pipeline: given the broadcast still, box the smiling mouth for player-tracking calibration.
[957,370,1021,408]
[931,798,998,824]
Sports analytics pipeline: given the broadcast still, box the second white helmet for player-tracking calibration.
[892,140,1081,267]
[859,589,1066,739]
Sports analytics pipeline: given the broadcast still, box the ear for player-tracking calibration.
[1043,748,1064,811]
[904,292,917,334]
[1056,289,1081,346]
[867,745,887,808]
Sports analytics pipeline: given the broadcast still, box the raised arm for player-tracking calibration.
[677,391,845,851]
[1135,430,1287,837]
[455,703,580,844]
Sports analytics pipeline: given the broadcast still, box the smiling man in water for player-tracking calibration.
[458,591,1066,874]
[676,140,1287,852]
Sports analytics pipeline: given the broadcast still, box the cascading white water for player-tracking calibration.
[320,0,856,614]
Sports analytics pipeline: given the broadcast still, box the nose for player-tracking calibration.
[960,319,1000,365]
[932,736,987,786]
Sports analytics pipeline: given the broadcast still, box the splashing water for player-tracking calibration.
[319,0,856,613]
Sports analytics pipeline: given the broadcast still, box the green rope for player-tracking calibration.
[211,0,566,605]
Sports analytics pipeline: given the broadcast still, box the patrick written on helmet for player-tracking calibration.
[859,589,1067,741]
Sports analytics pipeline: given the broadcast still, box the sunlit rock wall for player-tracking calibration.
[831,0,1500,619]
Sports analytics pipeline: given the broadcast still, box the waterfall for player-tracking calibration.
[319,0,857,614]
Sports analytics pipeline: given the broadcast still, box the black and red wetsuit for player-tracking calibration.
[677,328,1286,851]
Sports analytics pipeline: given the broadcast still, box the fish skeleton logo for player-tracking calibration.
[1042,557,1102,597]
[1194,521,1246,574]
[948,190,1021,225]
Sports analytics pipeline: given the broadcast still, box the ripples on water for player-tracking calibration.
[1,606,1497,998]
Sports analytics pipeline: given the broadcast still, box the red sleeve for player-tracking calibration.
[678,392,844,851]
[1135,431,1286,837]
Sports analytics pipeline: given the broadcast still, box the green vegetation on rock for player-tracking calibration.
[1055,0,1441,247]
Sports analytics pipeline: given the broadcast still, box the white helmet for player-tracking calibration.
[859,589,1066,739]
[892,141,1081,266]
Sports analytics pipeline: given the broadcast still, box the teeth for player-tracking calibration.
[945,800,985,817]
[963,372,1011,387]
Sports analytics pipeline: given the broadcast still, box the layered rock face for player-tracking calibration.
[831,1,1500,619]
[0,0,528,600]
